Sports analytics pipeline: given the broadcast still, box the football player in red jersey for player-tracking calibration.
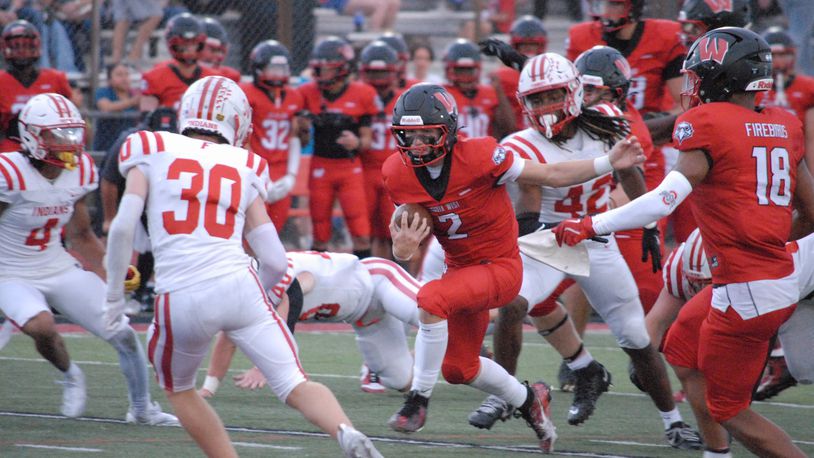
[490,15,548,132]
[378,31,418,89]
[200,17,241,83]
[299,36,378,258]
[568,0,686,114]
[0,20,74,153]
[755,27,814,173]
[382,83,645,452]
[359,41,404,259]
[554,28,812,458]
[241,40,306,230]
[140,13,217,113]
[443,39,515,140]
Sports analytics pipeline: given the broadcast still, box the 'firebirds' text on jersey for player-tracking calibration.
[566,19,685,114]
[755,74,814,129]
[501,104,622,223]
[382,137,522,268]
[673,104,804,284]
[241,83,305,178]
[267,251,374,324]
[0,152,97,278]
[140,61,218,110]
[118,131,270,293]
[444,84,499,138]
[0,69,73,152]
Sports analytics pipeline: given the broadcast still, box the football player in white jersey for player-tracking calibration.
[638,228,814,457]
[104,76,381,458]
[468,53,701,448]
[199,251,421,396]
[0,93,177,425]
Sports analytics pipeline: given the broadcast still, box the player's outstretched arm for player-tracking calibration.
[554,149,709,246]
[199,332,238,398]
[104,168,148,330]
[516,137,645,188]
[244,197,287,290]
[65,196,106,278]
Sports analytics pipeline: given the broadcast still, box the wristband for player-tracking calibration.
[593,156,612,175]
[393,250,414,262]
[202,375,220,394]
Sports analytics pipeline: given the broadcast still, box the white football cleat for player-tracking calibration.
[360,365,386,394]
[59,367,87,418]
[338,424,382,458]
[126,401,180,426]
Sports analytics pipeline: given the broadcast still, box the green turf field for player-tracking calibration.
[0,330,812,457]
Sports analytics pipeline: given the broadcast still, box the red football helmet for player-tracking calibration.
[309,36,355,90]
[443,39,481,91]
[165,13,205,65]
[200,17,229,67]
[1,20,40,68]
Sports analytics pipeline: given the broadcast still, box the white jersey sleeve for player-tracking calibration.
[128,131,270,293]
[269,252,374,324]
[0,152,96,279]
[501,126,614,223]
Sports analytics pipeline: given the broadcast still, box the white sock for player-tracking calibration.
[660,407,683,429]
[770,347,785,358]
[468,357,528,408]
[63,362,81,379]
[703,448,732,458]
[565,349,594,371]
[410,320,448,397]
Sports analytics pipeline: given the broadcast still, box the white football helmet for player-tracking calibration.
[681,228,712,294]
[517,52,583,138]
[178,76,252,147]
[18,93,85,170]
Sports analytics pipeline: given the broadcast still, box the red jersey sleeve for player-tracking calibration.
[470,136,514,180]
[672,107,714,154]
[54,72,73,99]
[361,82,380,118]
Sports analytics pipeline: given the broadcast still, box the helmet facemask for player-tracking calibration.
[589,0,636,33]
[169,37,204,66]
[257,57,291,89]
[311,61,350,90]
[511,37,548,57]
[24,124,85,170]
[446,63,481,91]
[362,66,397,91]
[680,68,703,110]
[392,125,449,167]
[201,37,227,67]
[520,85,581,139]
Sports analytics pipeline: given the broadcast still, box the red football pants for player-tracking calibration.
[308,156,370,244]
[417,255,522,384]
[664,286,796,422]
[615,228,665,314]
[363,166,394,239]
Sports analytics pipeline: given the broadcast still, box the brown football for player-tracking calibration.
[391,203,432,230]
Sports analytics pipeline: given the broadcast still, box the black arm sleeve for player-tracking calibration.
[285,278,304,333]
[516,212,542,236]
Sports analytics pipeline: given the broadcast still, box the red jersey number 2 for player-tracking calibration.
[162,158,242,238]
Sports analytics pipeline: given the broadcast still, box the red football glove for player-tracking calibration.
[553,216,596,246]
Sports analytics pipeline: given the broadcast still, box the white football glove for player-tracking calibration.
[267,174,296,203]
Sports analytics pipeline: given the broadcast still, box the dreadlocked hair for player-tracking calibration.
[551,108,630,148]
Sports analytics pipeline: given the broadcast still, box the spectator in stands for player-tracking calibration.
[109,0,163,67]
[320,0,400,32]
[93,62,139,152]
[409,41,442,84]
[51,0,91,71]
[459,0,515,42]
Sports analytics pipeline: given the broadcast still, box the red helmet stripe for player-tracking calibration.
[154,132,165,152]
[138,130,151,155]
[206,77,226,120]
[196,77,214,119]
[48,94,66,117]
